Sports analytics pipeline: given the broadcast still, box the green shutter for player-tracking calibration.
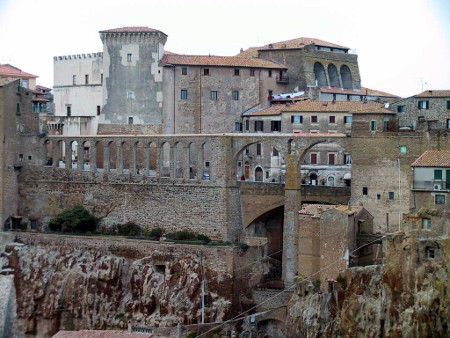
[446,170,450,189]
[434,169,442,180]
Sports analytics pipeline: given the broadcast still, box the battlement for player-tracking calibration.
[54,52,103,61]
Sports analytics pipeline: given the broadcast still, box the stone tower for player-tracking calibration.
[98,27,167,134]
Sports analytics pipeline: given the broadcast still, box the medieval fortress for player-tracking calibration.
[0,27,449,336]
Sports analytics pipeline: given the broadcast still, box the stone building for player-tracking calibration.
[390,90,450,130]
[0,64,38,90]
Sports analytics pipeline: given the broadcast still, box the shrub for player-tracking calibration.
[196,234,211,243]
[148,227,163,239]
[237,242,249,252]
[117,222,141,236]
[187,333,197,338]
[48,205,98,233]
[166,230,196,241]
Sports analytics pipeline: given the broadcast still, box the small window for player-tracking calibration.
[370,120,377,131]
[73,75,77,85]
[397,105,406,113]
[97,106,101,116]
[256,143,262,155]
[329,116,336,124]
[273,148,279,156]
[311,116,318,123]
[426,248,435,259]
[447,101,450,109]
[233,91,239,100]
[204,68,210,76]
[255,121,264,132]
[328,153,335,165]
[182,67,187,75]
[234,122,242,132]
[66,105,71,116]
[205,161,210,167]
[400,146,407,154]
[101,74,103,84]
[19,124,24,133]
[344,116,352,124]
[418,100,429,109]
[271,121,281,131]
[245,147,250,155]
[245,119,249,131]
[266,171,270,179]
[422,218,431,230]
[291,115,302,124]
[362,187,368,196]
[16,103,20,113]
[234,69,240,76]
[435,195,445,204]
[250,69,255,77]
[127,53,132,62]
[22,80,28,88]
[310,153,317,164]
[128,117,134,124]
[127,92,134,100]
[434,169,443,180]
[30,220,37,230]
[447,119,450,130]
[388,192,395,200]
[181,89,188,100]
[85,74,89,84]
[19,154,24,162]
[377,194,381,200]
[268,70,272,77]
[28,155,32,161]
[345,154,352,165]
[211,91,218,101]
[238,161,242,167]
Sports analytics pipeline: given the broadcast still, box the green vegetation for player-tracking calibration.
[117,221,141,236]
[48,205,98,233]
[143,226,163,239]
[237,242,249,252]
[166,231,211,244]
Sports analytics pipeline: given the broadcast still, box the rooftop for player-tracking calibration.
[414,90,450,98]
[162,54,286,69]
[0,64,38,78]
[53,330,151,338]
[99,26,166,35]
[319,86,400,98]
[299,204,363,217]
[411,150,450,168]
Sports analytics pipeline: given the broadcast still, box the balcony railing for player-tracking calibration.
[413,180,450,190]
[276,75,289,83]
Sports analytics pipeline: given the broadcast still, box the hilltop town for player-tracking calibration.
[0,27,448,337]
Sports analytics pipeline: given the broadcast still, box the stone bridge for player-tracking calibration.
[25,133,351,286]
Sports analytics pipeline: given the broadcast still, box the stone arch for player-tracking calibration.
[43,139,53,166]
[80,140,90,170]
[328,63,339,88]
[314,62,327,86]
[201,142,212,180]
[340,65,353,89]
[160,142,170,177]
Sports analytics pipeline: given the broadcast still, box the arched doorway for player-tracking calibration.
[255,167,263,181]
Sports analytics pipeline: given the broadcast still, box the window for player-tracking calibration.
[377,194,381,200]
[85,74,89,84]
[101,74,103,84]
[128,117,134,124]
[28,155,32,161]
[233,91,239,100]
[435,195,445,204]
[66,105,71,116]
[203,69,209,76]
[181,89,188,100]
[422,218,431,230]
[397,105,406,113]
[311,116,318,123]
[388,192,395,200]
[211,91,218,101]
[16,103,20,113]
[447,101,450,109]
[256,143,262,155]
[73,75,77,85]
[127,53,132,62]
[426,248,435,259]
[271,121,281,131]
[434,169,443,180]
[22,80,28,88]
[255,121,264,132]
[344,116,352,124]
[447,119,450,130]
[19,154,23,162]
[329,116,336,124]
[328,153,335,165]
[19,124,24,133]
[418,100,429,109]
[127,91,134,100]
[268,70,272,77]
[30,220,37,230]
[362,187,368,196]
[245,119,249,131]
[238,161,242,167]
[273,147,279,156]
[291,115,302,124]
[250,69,255,77]
[205,161,210,167]
[345,154,352,165]
[400,146,407,154]
[310,153,317,164]
[97,106,101,116]
[245,147,250,155]
[234,69,240,76]
[182,67,187,75]
[370,120,377,131]
[234,122,242,132]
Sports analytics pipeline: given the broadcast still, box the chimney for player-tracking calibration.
[240,48,244,53]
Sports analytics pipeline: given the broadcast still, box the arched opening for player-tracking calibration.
[44,140,53,166]
[71,141,78,168]
[188,142,198,179]
[160,142,170,177]
[81,141,90,170]
[328,63,339,88]
[174,142,184,179]
[201,142,212,180]
[340,65,353,89]
[107,141,117,172]
[95,141,104,170]
[314,62,327,87]
[255,167,263,181]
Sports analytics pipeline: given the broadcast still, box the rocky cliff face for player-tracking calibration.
[4,234,235,337]
[286,234,449,337]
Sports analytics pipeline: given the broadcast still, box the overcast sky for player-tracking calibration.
[1,0,449,97]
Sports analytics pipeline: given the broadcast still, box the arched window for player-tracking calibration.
[340,65,353,89]
[328,64,339,88]
[313,62,327,86]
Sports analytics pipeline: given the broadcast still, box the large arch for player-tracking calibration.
[314,62,328,87]
[340,65,353,89]
[328,63,340,88]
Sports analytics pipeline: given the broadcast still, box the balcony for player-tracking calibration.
[413,180,450,191]
[276,75,289,83]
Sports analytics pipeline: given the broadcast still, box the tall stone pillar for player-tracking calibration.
[77,142,84,170]
[90,142,97,173]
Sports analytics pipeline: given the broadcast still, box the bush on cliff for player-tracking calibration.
[48,205,98,233]
[117,221,141,237]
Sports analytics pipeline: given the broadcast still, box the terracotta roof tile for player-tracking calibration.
[281,100,393,114]
[32,96,50,102]
[237,37,349,57]
[0,64,38,78]
[414,90,450,98]
[411,151,450,167]
[36,85,52,91]
[162,54,286,69]
[319,86,400,98]
[99,26,166,35]
[53,330,151,338]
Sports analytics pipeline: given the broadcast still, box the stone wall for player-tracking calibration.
[0,275,18,338]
